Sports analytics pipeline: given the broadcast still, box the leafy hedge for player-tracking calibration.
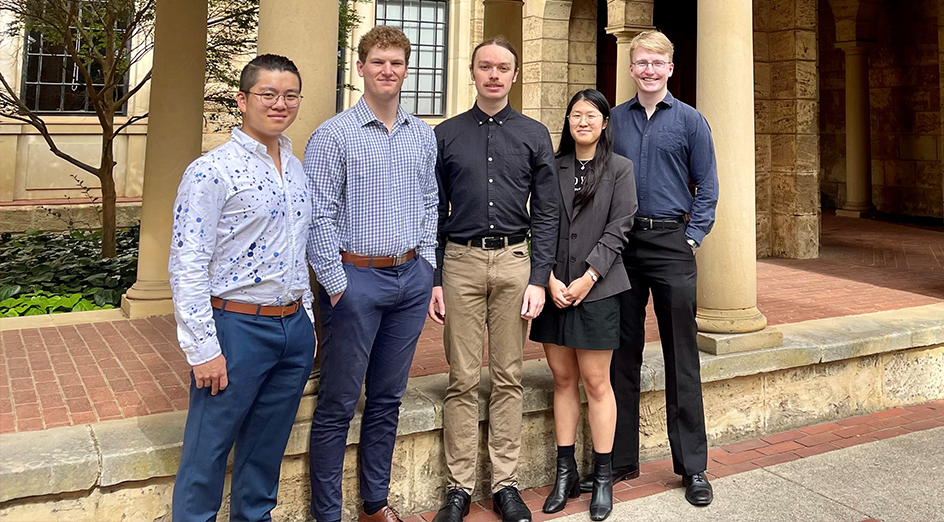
[0,227,139,317]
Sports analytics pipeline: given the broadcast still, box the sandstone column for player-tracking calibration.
[121,0,208,318]
[610,29,641,104]
[836,43,874,217]
[604,0,654,105]
[257,0,339,162]
[694,0,773,344]
[483,0,523,111]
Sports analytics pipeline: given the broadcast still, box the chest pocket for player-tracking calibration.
[503,152,533,190]
[657,130,686,154]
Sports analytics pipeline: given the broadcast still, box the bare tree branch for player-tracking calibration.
[114,112,147,136]
[114,68,150,107]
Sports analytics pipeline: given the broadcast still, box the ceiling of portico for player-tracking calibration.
[826,0,883,42]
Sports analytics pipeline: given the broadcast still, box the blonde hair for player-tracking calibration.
[628,30,674,62]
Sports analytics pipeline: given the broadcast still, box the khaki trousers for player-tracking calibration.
[442,240,531,494]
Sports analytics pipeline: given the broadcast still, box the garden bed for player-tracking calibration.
[0,227,139,317]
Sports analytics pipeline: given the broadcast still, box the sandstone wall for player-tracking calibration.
[754,0,821,259]
[820,0,944,218]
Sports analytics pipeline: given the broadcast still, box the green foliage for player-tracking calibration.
[0,291,113,317]
[0,226,139,315]
[204,0,260,128]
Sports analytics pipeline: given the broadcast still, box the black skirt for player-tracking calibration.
[529,294,620,350]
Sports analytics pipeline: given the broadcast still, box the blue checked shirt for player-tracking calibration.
[305,98,438,295]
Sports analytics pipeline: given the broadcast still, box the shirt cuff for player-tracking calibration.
[182,336,222,367]
[685,226,706,246]
[418,245,437,269]
[529,267,551,288]
[318,265,348,296]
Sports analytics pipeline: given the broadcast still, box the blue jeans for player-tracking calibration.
[309,256,433,521]
[173,306,315,522]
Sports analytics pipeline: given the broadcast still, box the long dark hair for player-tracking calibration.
[557,89,613,207]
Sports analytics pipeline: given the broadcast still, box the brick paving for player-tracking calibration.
[401,400,944,522]
[1,213,943,433]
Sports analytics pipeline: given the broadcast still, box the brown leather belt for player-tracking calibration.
[340,249,416,268]
[210,297,300,317]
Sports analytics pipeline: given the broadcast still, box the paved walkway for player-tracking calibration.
[1,213,943,433]
[405,400,944,522]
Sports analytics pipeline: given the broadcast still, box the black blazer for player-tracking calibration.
[552,152,638,302]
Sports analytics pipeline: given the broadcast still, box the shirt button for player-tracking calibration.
[488,157,493,162]
[489,178,494,183]
[489,117,493,122]
[490,225,495,230]
[570,256,576,262]
[571,233,577,239]
[489,202,494,206]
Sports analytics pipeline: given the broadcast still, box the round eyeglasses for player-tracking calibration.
[632,60,669,71]
[568,113,603,124]
[244,91,303,108]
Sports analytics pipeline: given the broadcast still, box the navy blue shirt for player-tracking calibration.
[610,91,718,245]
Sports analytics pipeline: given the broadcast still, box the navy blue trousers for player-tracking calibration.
[173,306,315,522]
[309,256,432,521]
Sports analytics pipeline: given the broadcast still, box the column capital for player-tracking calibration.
[835,41,877,54]
[606,25,654,42]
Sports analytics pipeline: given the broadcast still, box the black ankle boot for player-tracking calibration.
[542,455,580,513]
[589,459,613,520]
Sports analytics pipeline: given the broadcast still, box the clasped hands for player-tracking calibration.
[549,269,597,309]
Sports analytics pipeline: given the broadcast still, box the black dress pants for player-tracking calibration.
[611,226,708,476]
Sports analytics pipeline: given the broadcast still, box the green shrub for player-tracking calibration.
[0,226,139,316]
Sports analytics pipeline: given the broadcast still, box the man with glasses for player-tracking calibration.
[169,54,315,522]
[426,38,559,522]
[305,26,438,522]
[588,30,719,506]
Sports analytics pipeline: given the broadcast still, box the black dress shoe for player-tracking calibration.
[589,459,613,521]
[431,489,471,522]
[579,463,639,493]
[683,472,713,506]
[492,486,532,522]
[543,455,580,513]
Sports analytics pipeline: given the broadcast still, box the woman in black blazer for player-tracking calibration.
[530,89,637,520]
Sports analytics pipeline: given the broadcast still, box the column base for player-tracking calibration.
[121,280,174,318]
[836,208,874,219]
[696,328,784,355]
[696,306,768,334]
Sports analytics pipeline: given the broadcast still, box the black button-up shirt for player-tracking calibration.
[610,91,718,244]
[434,103,560,286]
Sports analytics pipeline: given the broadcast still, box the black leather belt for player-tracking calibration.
[452,233,528,250]
[634,217,686,231]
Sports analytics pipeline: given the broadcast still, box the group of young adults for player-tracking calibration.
[168,23,718,522]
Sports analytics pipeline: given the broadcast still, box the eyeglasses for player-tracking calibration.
[632,60,669,71]
[244,91,303,108]
[568,113,603,124]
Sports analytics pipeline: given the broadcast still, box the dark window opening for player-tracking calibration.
[20,15,129,115]
[375,0,449,116]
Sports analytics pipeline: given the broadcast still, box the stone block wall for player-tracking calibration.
[523,0,574,144]
[754,0,821,259]
[567,0,597,105]
[820,0,944,218]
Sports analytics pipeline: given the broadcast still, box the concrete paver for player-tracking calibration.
[544,426,944,522]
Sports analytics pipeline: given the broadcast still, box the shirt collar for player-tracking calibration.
[629,90,676,110]
[353,96,411,128]
[471,102,513,126]
[231,127,293,158]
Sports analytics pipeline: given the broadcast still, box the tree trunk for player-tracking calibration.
[99,160,117,259]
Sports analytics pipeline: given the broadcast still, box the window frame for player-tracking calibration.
[375,0,449,117]
[19,17,131,116]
